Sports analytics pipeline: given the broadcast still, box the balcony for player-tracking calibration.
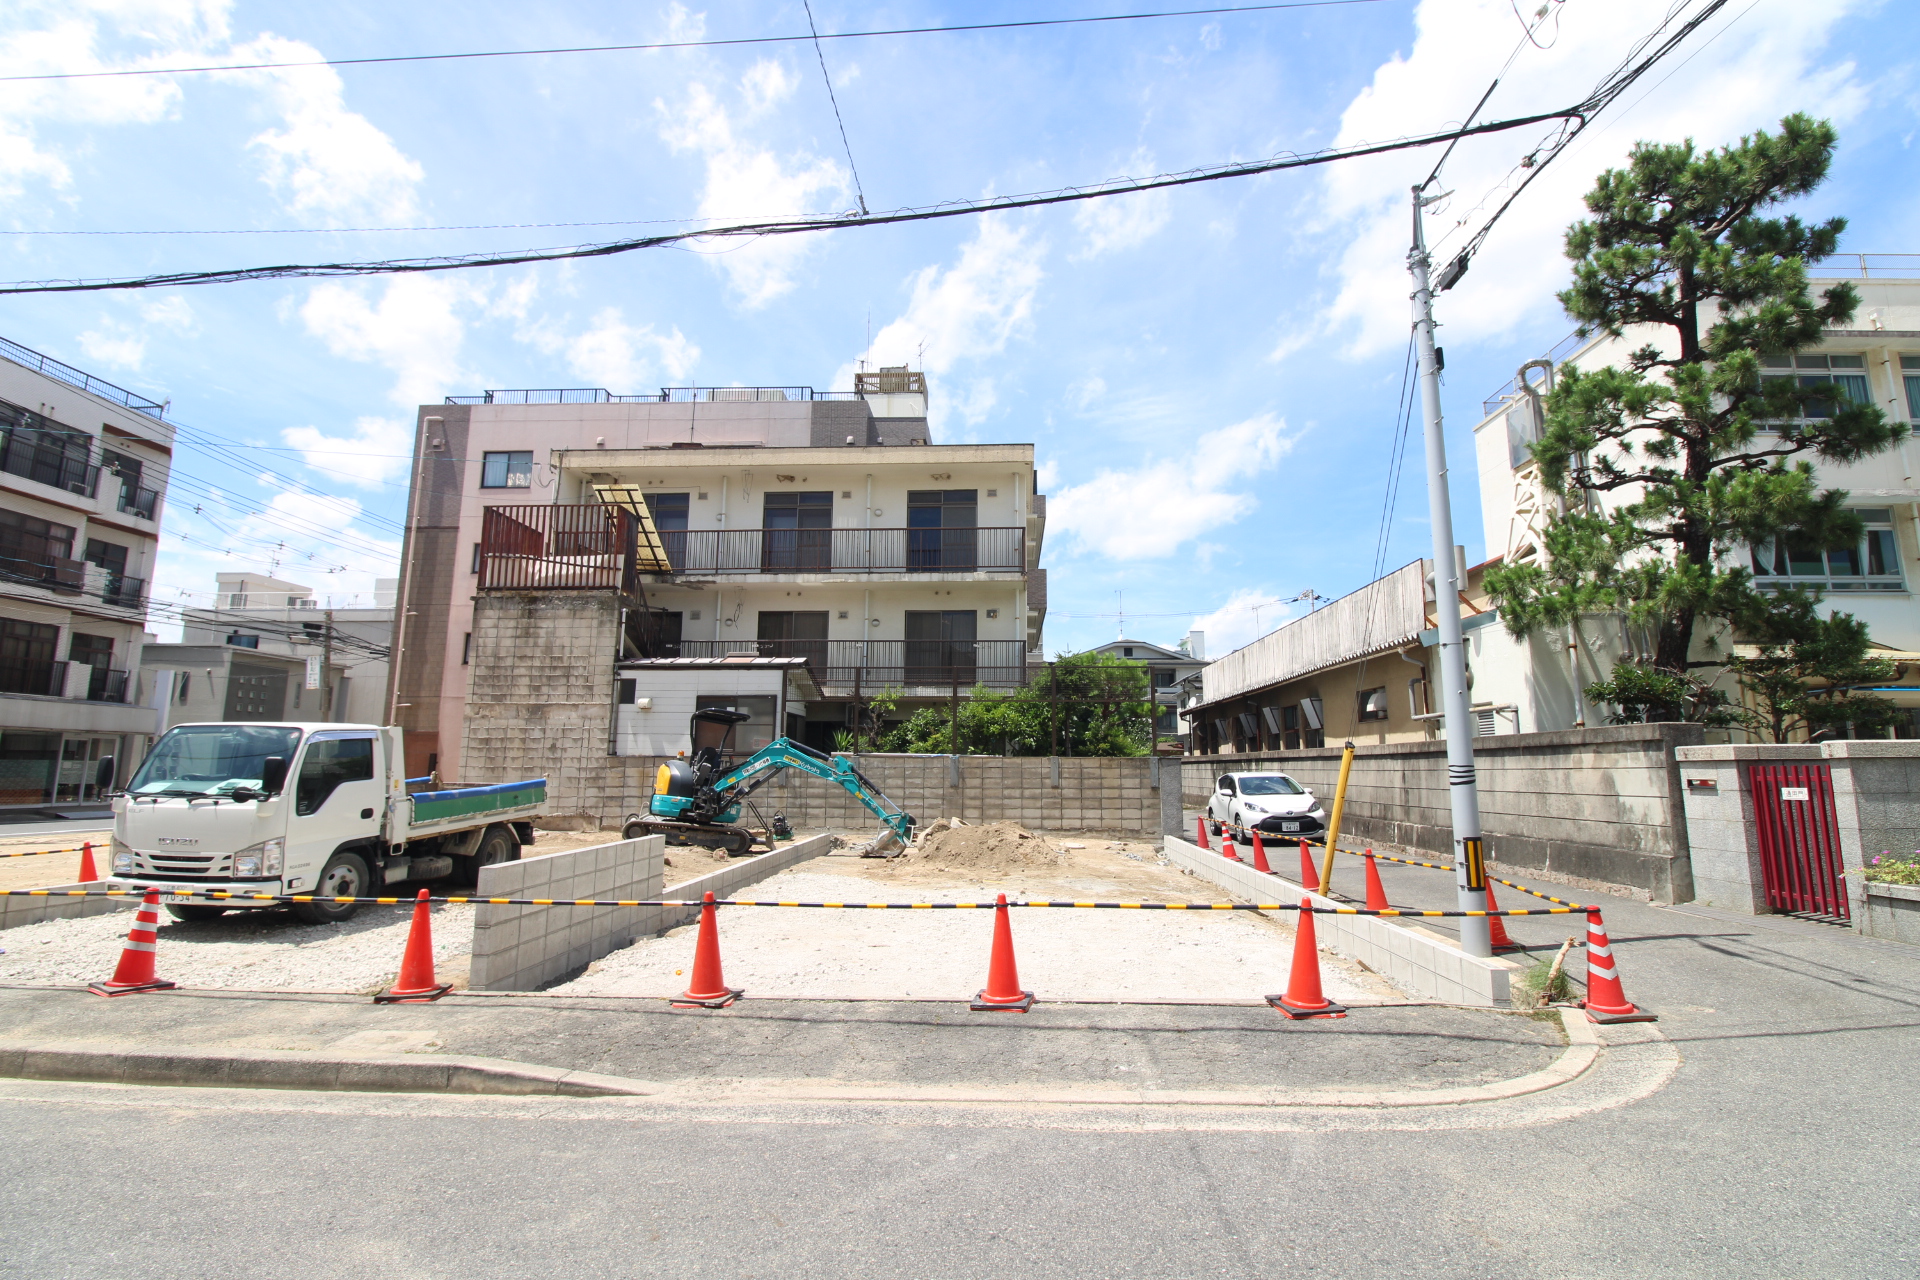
[0,538,84,594]
[662,527,1024,575]
[477,503,646,591]
[84,667,129,703]
[117,484,159,520]
[100,572,146,608]
[0,425,98,498]
[673,639,1029,690]
[0,658,67,698]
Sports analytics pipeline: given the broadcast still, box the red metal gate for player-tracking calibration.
[1747,763,1849,922]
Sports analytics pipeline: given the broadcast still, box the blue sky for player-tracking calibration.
[3,0,1916,653]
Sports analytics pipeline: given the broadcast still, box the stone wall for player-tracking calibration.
[1184,723,1705,902]
[0,884,130,932]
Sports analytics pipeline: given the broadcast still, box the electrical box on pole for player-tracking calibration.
[1408,184,1492,958]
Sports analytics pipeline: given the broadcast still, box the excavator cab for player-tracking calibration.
[688,707,751,780]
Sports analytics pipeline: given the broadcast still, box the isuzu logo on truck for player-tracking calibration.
[158,838,198,846]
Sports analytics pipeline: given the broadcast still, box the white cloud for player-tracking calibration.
[1190,588,1296,657]
[281,416,412,488]
[551,307,700,389]
[77,320,147,370]
[233,35,424,223]
[1315,0,1869,358]
[835,217,1046,425]
[656,63,849,307]
[1046,413,1296,559]
[1071,154,1172,260]
[300,275,479,406]
[140,294,198,332]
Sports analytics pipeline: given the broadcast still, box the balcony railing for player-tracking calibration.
[0,426,98,497]
[659,527,1024,575]
[672,639,1029,689]
[84,667,129,703]
[478,503,642,592]
[100,572,146,608]
[117,484,159,519]
[0,658,67,697]
[0,539,84,593]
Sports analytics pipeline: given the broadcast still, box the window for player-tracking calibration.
[757,611,828,666]
[461,632,472,665]
[762,491,831,569]
[617,679,637,705]
[1122,646,1135,658]
[907,490,978,569]
[84,539,127,574]
[1217,776,1237,794]
[0,620,60,697]
[295,736,374,815]
[644,492,690,531]
[0,508,80,590]
[1760,352,1870,422]
[471,542,482,574]
[177,672,191,703]
[226,633,260,648]
[905,610,977,683]
[69,632,113,668]
[1902,355,1920,420]
[480,450,533,488]
[0,402,97,496]
[1751,508,1904,592]
[1282,705,1300,751]
[1239,775,1306,796]
[1358,687,1390,721]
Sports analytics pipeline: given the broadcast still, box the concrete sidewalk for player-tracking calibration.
[0,984,1567,1099]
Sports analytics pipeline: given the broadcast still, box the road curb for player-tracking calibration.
[0,1010,1605,1108]
[0,1040,651,1098]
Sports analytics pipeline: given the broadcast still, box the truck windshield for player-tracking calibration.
[1238,776,1305,796]
[128,725,304,797]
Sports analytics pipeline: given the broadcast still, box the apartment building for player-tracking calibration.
[0,335,170,810]
[1469,261,1920,737]
[388,370,1047,785]
[1084,636,1207,750]
[140,571,396,731]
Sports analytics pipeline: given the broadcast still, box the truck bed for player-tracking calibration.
[405,778,547,839]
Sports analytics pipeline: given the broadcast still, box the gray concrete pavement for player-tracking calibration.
[0,837,1916,1279]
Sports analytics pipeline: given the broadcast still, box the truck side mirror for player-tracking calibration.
[260,756,288,796]
[94,756,115,792]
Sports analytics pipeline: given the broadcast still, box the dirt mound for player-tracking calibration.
[892,819,1067,873]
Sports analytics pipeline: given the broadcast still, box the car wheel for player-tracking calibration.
[164,904,228,923]
[290,852,369,925]
[464,826,518,885]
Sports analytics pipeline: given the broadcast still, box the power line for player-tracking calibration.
[0,105,1594,295]
[0,2,1396,84]
[803,0,868,217]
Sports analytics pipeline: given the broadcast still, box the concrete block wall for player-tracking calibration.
[461,591,631,826]
[0,884,132,932]
[652,832,836,932]
[469,835,664,991]
[1184,723,1704,902]
[1161,835,1520,1006]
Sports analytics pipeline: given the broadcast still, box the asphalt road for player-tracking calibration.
[1,856,1915,1279]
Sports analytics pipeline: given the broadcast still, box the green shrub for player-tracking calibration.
[1859,854,1920,886]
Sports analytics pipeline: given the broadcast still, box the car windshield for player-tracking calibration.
[127,725,303,797]
[1238,775,1305,796]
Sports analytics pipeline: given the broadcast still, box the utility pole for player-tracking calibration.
[321,609,335,723]
[1409,185,1491,958]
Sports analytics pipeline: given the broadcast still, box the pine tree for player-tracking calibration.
[1484,115,1905,719]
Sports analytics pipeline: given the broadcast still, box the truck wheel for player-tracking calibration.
[466,826,517,885]
[165,905,228,923]
[290,852,369,925]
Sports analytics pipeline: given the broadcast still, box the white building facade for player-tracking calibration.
[0,335,171,809]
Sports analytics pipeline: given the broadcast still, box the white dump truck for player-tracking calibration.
[103,722,547,924]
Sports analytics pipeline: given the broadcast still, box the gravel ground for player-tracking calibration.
[553,858,1403,1004]
[0,901,473,995]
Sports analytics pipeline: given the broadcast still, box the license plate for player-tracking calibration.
[163,891,196,904]
[1281,822,1301,832]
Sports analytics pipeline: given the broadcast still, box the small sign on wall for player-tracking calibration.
[1686,778,1717,793]
[1780,786,1810,801]
[305,656,322,690]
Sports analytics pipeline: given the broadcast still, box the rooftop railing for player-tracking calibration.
[447,386,864,406]
[1807,254,1920,279]
[0,335,167,420]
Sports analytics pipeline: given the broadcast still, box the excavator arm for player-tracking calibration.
[713,739,915,849]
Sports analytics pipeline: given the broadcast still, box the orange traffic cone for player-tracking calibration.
[672,891,743,1008]
[970,893,1035,1011]
[1363,852,1390,912]
[1266,897,1346,1019]
[1195,816,1211,851]
[375,889,452,1003]
[1484,882,1522,953]
[76,841,99,884]
[1581,910,1654,1023]
[1220,826,1243,862]
[1298,840,1320,891]
[88,889,176,996]
[1250,831,1272,874]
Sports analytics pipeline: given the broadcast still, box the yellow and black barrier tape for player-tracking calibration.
[1215,821,1590,910]
[0,886,1597,918]
[0,845,91,859]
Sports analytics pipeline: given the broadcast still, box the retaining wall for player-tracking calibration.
[467,833,837,991]
[1183,724,1703,902]
[1161,836,1520,1006]
[1,883,131,932]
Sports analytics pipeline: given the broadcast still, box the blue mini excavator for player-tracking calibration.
[623,708,916,857]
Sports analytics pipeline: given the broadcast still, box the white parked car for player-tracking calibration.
[1205,772,1327,841]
